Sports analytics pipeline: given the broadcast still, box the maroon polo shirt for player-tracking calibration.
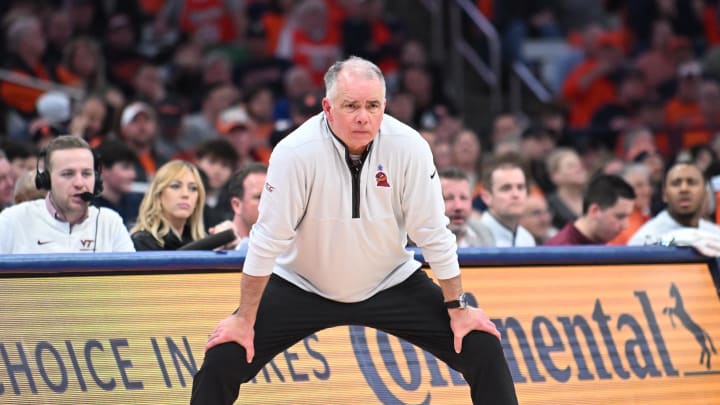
[544,223,596,246]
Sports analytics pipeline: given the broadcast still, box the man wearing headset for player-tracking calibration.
[0,135,134,253]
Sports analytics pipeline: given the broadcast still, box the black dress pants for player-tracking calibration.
[190,270,518,404]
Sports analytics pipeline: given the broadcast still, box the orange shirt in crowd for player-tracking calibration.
[139,0,165,16]
[704,4,720,47]
[664,97,701,128]
[476,0,494,20]
[54,65,81,87]
[607,207,651,245]
[653,130,672,158]
[371,20,398,75]
[0,63,51,115]
[262,11,286,55]
[137,151,158,179]
[679,128,713,149]
[0,64,79,116]
[562,60,617,128]
[179,0,237,44]
[252,146,271,164]
[290,26,342,86]
[252,121,274,158]
[676,113,719,149]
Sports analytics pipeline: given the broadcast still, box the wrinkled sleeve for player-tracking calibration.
[243,145,308,276]
[401,139,460,280]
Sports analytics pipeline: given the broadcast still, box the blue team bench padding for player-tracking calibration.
[0,245,709,276]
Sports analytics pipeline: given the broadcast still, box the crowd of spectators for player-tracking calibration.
[446,0,720,251]
[0,0,719,254]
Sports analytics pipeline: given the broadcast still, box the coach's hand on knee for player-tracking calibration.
[205,314,256,363]
[449,307,501,353]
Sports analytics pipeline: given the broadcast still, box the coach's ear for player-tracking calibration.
[322,97,333,121]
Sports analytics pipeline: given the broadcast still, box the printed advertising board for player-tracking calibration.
[0,263,718,404]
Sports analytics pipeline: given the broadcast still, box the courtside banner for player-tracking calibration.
[1,263,719,404]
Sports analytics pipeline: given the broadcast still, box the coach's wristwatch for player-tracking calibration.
[445,292,470,309]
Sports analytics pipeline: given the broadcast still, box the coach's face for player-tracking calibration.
[323,69,386,155]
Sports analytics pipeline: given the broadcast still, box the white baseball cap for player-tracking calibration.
[36,91,71,124]
[121,101,155,127]
[217,106,250,134]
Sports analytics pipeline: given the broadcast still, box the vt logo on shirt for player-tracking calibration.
[80,239,95,250]
[375,165,390,188]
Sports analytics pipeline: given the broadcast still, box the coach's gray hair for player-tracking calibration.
[324,56,386,101]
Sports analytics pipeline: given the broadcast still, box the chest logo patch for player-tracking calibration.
[80,239,94,250]
[375,165,390,188]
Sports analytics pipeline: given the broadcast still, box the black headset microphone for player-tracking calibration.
[78,192,95,203]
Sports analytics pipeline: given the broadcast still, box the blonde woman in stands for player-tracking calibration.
[130,160,207,250]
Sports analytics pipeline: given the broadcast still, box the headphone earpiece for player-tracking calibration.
[34,170,51,190]
[35,150,51,190]
[93,161,104,197]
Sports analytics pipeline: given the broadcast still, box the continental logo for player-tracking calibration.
[350,283,719,403]
[0,276,717,404]
[663,283,717,369]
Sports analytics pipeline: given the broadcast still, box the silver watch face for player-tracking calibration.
[458,293,469,308]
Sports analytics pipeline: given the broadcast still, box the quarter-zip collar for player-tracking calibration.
[324,117,374,158]
[324,118,374,218]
